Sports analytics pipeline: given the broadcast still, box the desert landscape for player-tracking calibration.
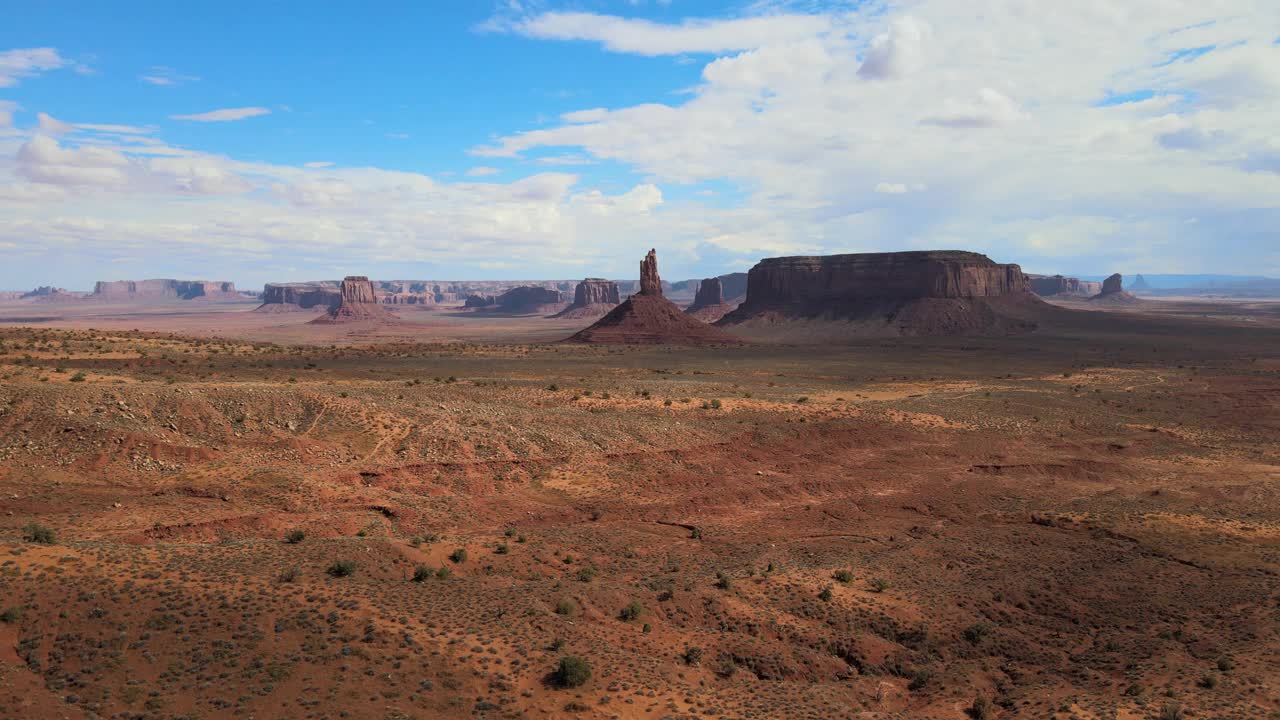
[0,250,1277,720]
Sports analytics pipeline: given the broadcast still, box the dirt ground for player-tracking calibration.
[0,297,1277,719]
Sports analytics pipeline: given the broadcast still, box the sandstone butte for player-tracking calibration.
[718,250,1047,336]
[554,278,621,319]
[1028,274,1102,297]
[566,250,740,344]
[1090,273,1139,304]
[684,276,738,323]
[309,276,397,323]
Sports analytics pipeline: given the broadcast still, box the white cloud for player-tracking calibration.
[858,17,930,80]
[499,11,832,56]
[170,107,271,122]
[303,161,334,168]
[466,166,501,177]
[874,182,908,194]
[0,47,68,87]
[923,88,1025,128]
[140,67,201,86]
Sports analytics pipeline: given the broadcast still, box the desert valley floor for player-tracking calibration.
[0,298,1277,720]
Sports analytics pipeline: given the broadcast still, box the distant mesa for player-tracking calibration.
[684,277,738,323]
[1089,273,1139,304]
[463,294,496,308]
[1129,274,1151,293]
[257,282,342,312]
[494,286,566,314]
[554,278,621,319]
[566,250,740,345]
[1028,274,1101,298]
[718,250,1045,338]
[309,276,398,324]
[376,280,436,306]
[92,279,239,302]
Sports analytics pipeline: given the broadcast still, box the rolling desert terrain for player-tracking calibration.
[0,284,1277,720]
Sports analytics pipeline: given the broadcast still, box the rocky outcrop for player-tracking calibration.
[639,249,662,296]
[495,286,565,314]
[1028,275,1101,297]
[310,276,397,323]
[258,282,342,311]
[1090,273,1138,304]
[684,277,737,323]
[567,250,740,345]
[554,278,621,319]
[93,279,238,301]
[719,250,1044,337]
[463,294,496,308]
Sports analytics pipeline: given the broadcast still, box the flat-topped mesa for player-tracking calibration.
[93,279,238,301]
[554,278,621,319]
[719,250,1044,337]
[639,249,662,296]
[259,282,342,311]
[566,250,740,344]
[496,286,565,314]
[310,276,397,323]
[1028,274,1101,297]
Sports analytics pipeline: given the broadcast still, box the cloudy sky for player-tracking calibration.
[2,1,1278,289]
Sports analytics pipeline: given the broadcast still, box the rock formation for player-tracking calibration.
[1129,274,1151,293]
[554,278,621,319]
[566,250,740,344]
[381,293,435,305]
[719,250,1045,337]
[1090,273,1138,304]
[257,282,342,311]
[463,294,496,308]
[684,277,738,323]
[310,276,397,323]
[494,286,565,314]
[1028,274,1101,297]
[93,279,238,301]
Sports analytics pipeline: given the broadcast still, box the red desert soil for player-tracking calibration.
[0,296,1277,719]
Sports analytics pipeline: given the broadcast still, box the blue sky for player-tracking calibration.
[1,1,1278,289]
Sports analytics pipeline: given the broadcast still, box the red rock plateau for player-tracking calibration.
[1091,273,1140,304]
[568,250,740,344]
[720,250,1045,338]
[684,277,738,322]
[92,279,239,301]
[309,276,398,324]
[1029,274,1102,297]
[554,278,621,319]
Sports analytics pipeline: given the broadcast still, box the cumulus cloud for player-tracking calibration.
[922,88,1025,128]
[858,17,930,80]
[170,107,271,122]
[0,47,68,87]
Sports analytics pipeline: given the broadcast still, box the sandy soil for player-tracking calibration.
[0,298,1276,719]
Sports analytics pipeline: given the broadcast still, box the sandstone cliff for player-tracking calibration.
[495,286,565,314]
[258,282,342,311]
[554,278,621,319]
[567,250,740,345]
[719,250,1043,338]
[1029,275,1101,297]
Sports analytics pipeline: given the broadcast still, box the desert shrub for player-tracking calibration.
[70,372,86,382]
[449,548,468,563]
[494,542,509,555]
[1199,673,1218,689]
[1217,656,1235,672]
[436,566,452,580]
[412,565,432,582]
[552,655,591,688]
[0,606,21,623]
[868,577,889,593]
[714,571,731,590]
[326,559,357,577]
[683,646,703,665]
[908,668,932,691]
[576,567,597,583]
[1159,701,1183,720]
[818,586,834,602]
[832,569,854,584]
[278,567,299,583]
[690,527,702,540]
[284,529,305,544]
[969,696,991,720]
[618,600,643,621]
[962,622,992,645]
[554,599,575,616]
[22,522,55,545]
